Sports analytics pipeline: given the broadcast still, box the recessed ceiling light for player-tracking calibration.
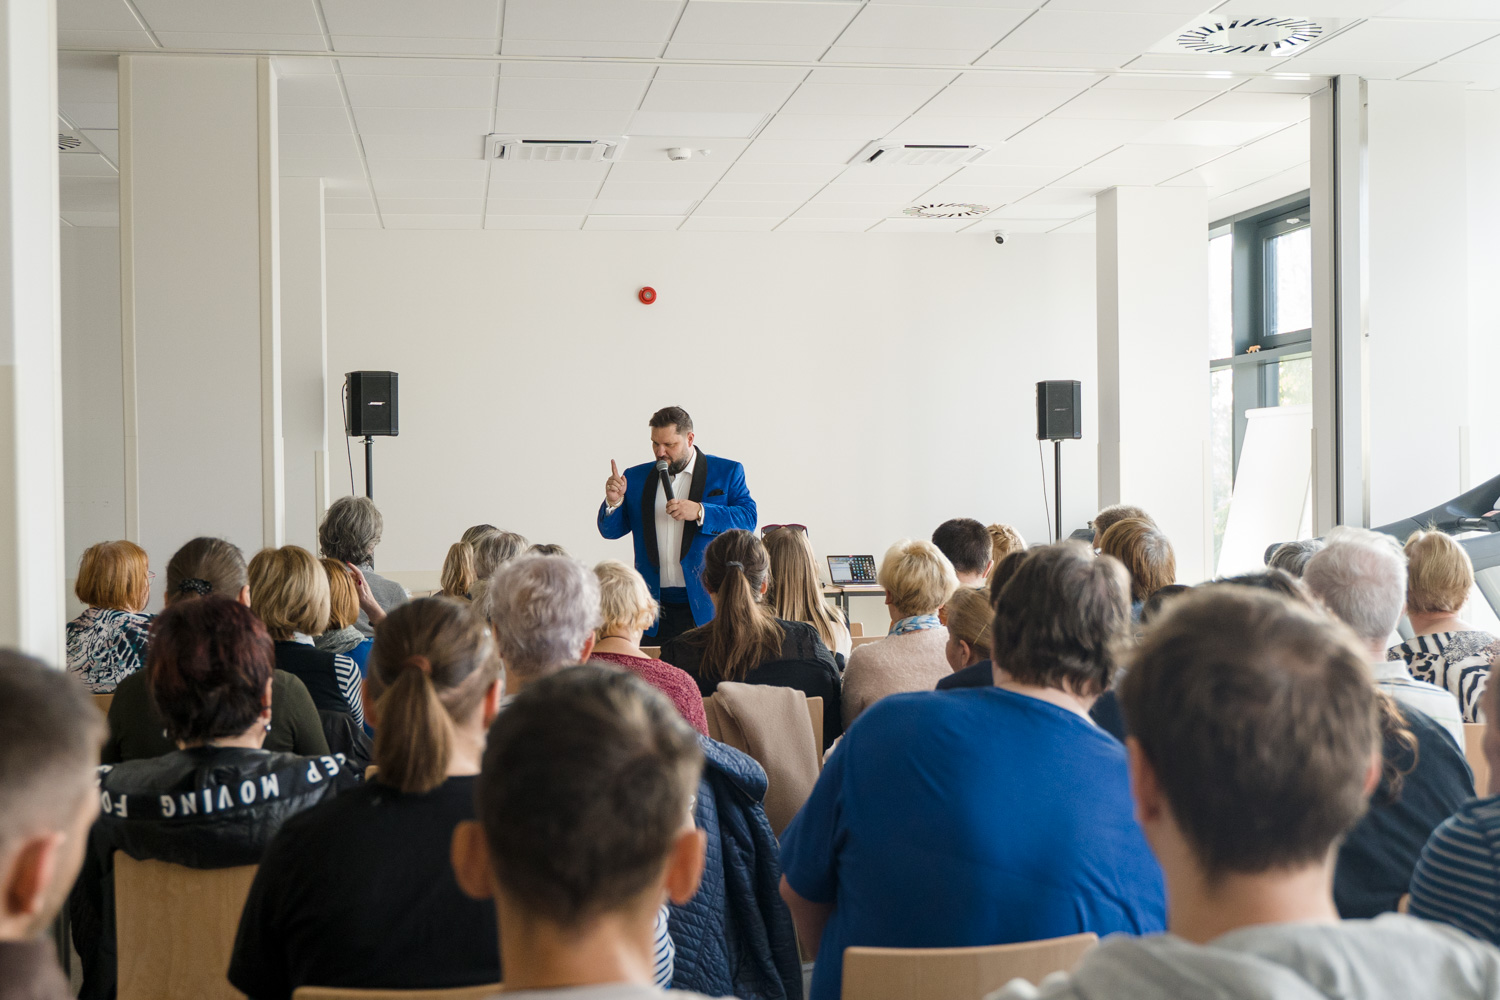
[1177,17,1324,57]
[903,203,991,220]
[1286,216,1301,224]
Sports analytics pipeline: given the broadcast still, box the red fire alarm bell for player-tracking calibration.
[638,286,657,305]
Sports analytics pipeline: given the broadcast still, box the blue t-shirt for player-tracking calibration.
[779,687,1166,1000]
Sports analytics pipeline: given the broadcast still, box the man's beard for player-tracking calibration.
[668,453,690,475]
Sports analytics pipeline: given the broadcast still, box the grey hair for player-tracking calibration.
[1267,538,1325,578]
[318,496,383,566]
[473,530,530,579]
[1303,526,1407,644]
[484,555,602,679]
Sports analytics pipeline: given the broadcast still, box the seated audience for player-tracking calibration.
[103,537,328,762]
[662,530,841,748]
[72,598,356,999]
[941,586,992,674]
[1389,529,1497,721]
[314,557,373,675]
[484,554,599,696]
[935,549,1027,692]
[462,523,497,543]
[1268,537,1324,577]
[590,560,710,735]
[249,545,366,731]
[0,651,105,1000]
[985,522,1025,579]
[781,543,1166,1000]
[931,517,993,587]
[1089,582,1192,742]
[449,666,720,1000]
[230,598,504,999]
[1090,503,1153,545]
[66,540,152,693]
[468,529,530,609]
[840,539,958,722]
[1305,527,1465,747]
[438,540,476,601]
[528,542,570,557]
[318,495,407,635]
[995,585,1500,1000]
[1098,517,1176,619]
[764,525,851,660]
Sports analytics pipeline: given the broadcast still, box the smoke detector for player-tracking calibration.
[1177,17,1324,56]
[852,141,992,167]
[58,133,83,151]
[903,203,992,219]
[486,135,627,162]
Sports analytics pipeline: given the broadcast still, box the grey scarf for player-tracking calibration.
[315,625,365,656]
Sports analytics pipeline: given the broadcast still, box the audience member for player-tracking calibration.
[314,557,373,675]
[935,549,1026,692]
[931,517,993,587]
[66,540,153,693]
[230,598,504,999]
[1089,579,1192,744]
[0,652,105,1000]
[529,542,570,557]
[1140,582,1191,622]
[1098,518,1176,618]
[985,523,1025,578]
[1389,529,1497,721]
[483,554,599,696]
[1090,503,1153,545]
[781,542,1166,1000]
[590,560,710,735]
[318,496,408,635]
[941,586,992,673]
[449,666,719,1000]
[995,586,1500,1000]
[72,598,356,999]
[461,524,497,544]
[468,530,530,609]
[840,539,958,722]
[662,530,841,748]
[763,526,851,660]
[1305,527,1465,747]
[102,537,328,763]
[439,540,476,601]
[249,545,366,731]
[1267,537,1324,577]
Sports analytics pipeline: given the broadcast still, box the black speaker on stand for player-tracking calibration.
[345,371,399,499]
[1036,380,1082,543]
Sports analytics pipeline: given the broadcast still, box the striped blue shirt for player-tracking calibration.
[1409,794,1500,944]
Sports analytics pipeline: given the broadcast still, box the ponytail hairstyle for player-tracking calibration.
[698,530,784,682]
[763,527,845,651]
[440,542,476,601]
[165,537,248,606]
[367,598,501,794]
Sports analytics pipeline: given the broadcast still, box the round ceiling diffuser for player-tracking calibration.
[903,203,991,219]
[1177,17,1323,56]
[58,133,83,151]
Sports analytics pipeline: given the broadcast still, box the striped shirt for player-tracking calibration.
[1409,795,1500,945]
[653,905,675,988]
[1390,631,1500,723]
[1369,658,1466,750]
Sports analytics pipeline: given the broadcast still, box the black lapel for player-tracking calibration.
[680,447,708,562]
[641,465,660,568]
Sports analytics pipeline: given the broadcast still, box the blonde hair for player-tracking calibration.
[764,529,845,651]
[986,524,1025,575]
[1404,530,1473,615]
[879,539,959,619]
[1098,518,1176,603]
[75,540,150,612]
[248,546,330,640]
[440,542,476,601]
[321,558,359,630]
[943,586,993,658]
[595,560,658,635]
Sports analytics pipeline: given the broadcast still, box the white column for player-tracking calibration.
[0,0,66,659]
[280,176,328,552]
[1096,186,1211,582]
[120,55,281,580]
[1464,91,1500,485]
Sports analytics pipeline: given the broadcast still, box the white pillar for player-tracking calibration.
[0,0,66,659]
[120,55,281,581]
[1464,91,1500,486]
[1096,186,1211,582]
[280,176,328,552]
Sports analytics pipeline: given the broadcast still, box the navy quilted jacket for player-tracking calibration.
[669,736,803,1000]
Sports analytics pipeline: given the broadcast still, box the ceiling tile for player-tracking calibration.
[1280,56,1427,79]
[59,102,117,130]
[837,5,1031,50]
[662,41,828,60]
[596,179,720,200]
[131,0,322,34]
[775,217,879,232]
[275,56,339,74]
[155,31,328,49]
[365,157,490,180]
[58,52,119,102]
[1202,122,1309,172]
[606,160,733,182]
[738,138,870,163]
[1133,119,1286,145]
[1178,92,1311,122]
[819,46,989,64]
[833,163,961,186]
[640,79,801,114]
[378,197,484,214]
[57,28,155,47]
[1095,74,1240,92]
[502,38,665,57]
[326,214,383,228]
[950,162,1073,186]
[1404,58,1500,89]
[920,85,1087,117]
[493,110,635,133]
[883,115,1035,141]
[693,200,805,217]
[1378,0,1500,17]
[985,203,1084,219]
[497,77,649,110]
[360,132,486,158]
[486,197,595,213]
[706,180,825,201]
[792,200,904,218]
[1123,53,1283,73]
[806,67,958,86]
[590,198,700,214]
[488,160,611,182]
[59,0,144,31]
[500,60,655,80]
[337,56,497,76]
[383,214,482,229]
[279,74,346,106]
[1042,0,1219,10]
[809,181,938,202]
[331,36,499,54]
[990,9,1190,54]
[680,216,784,231]
[869,217,975,232]
[504,0,681,43]
[582,215,685,230]
[781,82,947,117]
[325,195,377,213]
[973,48,1135,69]
[1059,142,1235,186]
[279,106,354,133]
[372,177,488,197]
[617,136,751,161]
[653,64,809,84]
[1050,213,1096,233]
[1050,87,1214,119]
[280,133,362,157]
[321,0,502,39]
[1004,116,1158,150]
[668,1,860,47]
[915,183,1030,205]
[62,211,122,227]
[721,161,845,183]
[627,111,768,137]
[1233,75,1332,94]
[351,106,493,134]
[1206,162,1311,219]
[344,74,497,108]
[280,152,365,176]
[80,129,119,159]
[483,214,585,229]
[756,114,903,140]
[59,153,118,177]
[1300,18,1500,63]
[61,176,117,212]
[982,217,1063,232]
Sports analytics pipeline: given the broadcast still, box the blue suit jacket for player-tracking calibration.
[598,448,757,636]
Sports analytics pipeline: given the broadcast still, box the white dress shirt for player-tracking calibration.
[604,451,705,592]
[1369,657,1467,749]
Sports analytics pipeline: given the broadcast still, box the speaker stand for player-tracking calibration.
[1053,439,1063,544]
[363,435,375,500]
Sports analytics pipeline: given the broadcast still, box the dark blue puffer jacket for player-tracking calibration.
[669,736,803,1000]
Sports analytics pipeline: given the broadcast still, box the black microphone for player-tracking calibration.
[655,459,675,502]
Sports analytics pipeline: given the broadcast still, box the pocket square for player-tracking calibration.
[707,489,725,497]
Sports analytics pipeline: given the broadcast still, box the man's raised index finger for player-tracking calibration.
[610,459,619,477]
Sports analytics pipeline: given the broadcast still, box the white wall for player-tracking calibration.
[324,230,1098,600]
[1466,91,1500,489]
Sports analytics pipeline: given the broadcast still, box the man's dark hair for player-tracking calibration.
[0,651,104,857]
[1218,568,1313,606]
[986,548,1029,611]
[992,542,1129,696]
[478,665,704,927]
[1140,583,1191,625]
[931,518,992,576]
[148,597,275,743]
[649,406,693,435]
[1121,587,1378,879]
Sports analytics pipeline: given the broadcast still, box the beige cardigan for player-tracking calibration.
[841,627,952,724]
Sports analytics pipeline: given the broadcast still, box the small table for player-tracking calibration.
[823,584,886,619]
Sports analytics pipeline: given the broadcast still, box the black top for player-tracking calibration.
[663,618,843,748]
[1334,704,1474,918]
[274,640,349,717]
[1089,689,1128,742]
[229,776,500,1000]
[935,659,993,691]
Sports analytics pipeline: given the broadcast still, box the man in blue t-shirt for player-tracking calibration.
[778,543,1166,1000]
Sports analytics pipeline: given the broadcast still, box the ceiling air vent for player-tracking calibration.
[903,203,992,220]
[58,133,83,151]
[851,141,991,167]
[486,135,627,162]
[1177,17,1323,55]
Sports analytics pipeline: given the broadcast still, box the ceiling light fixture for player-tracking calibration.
[1286,216,1301,224]
[903,203,992,220]
[1177,17,1324,56]
[58,133,82,151]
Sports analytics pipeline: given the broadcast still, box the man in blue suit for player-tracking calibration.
[599,406,757,643]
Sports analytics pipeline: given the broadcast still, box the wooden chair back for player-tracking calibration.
[841,933,1098,1000]
[114,853,258,1000]
[641,646,661,659]
[293,986,501,1000]
[92,692,114,716]
[1465,722,1489,795]
[848,622,864,638]
[850,635,883,650]
[806,696,823,764]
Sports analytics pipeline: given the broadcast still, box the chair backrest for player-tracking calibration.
[92,692,114,716]
[114,853,259,1000]
[806,696,823,764]
[848,622,864,638]
[641,646,661,659]
[851,636,883,649]
[1465,722,1489,795]
[702,682,821,835]
[293,985,501,1000]
[841,933,1098,1000]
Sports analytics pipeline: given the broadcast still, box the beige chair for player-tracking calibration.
[848,622,864,638]
[114,853,258,1000]
[851,636,883,650]
[807,696,824,763]
[92,692,114,716]
[1465,722,1489,795]
[841,934,1098,1000]
[702,684,821,835]
[641,646,661,659]
[293,986,500,1000]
